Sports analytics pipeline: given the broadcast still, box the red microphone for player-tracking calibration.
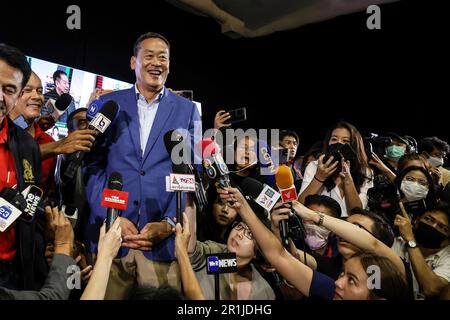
[198,138,219,159]
[101,172,128,231]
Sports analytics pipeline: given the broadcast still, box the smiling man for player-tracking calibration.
[9,71,57,191]
[84,32,201,299]
[0,43,45,290]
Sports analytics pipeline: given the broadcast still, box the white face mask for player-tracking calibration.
[400,180,429,202]
[304,223,331,250]
[428,156,444,168]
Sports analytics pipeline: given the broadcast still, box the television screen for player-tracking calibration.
[26,56,202,140]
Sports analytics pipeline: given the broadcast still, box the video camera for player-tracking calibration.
[364,133,392,161]
[367,174,401,224]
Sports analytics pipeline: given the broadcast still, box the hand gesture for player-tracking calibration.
[97,218,122,260]
[315,154,339,182]
[340,159,354,185]
[217,187,247,210]
[394,202,415,242]
[270,202,291,233]
[174,212,190,258]
[214,110,231,130]
[123,220,173,251]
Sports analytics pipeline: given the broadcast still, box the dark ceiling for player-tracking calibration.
[0,0,448,151]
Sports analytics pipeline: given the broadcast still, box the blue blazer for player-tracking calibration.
[84,87,201,261]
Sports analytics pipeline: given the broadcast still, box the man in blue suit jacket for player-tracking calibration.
[84,32,201,299]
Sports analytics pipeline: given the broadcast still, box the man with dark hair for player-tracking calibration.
[84,32,201,299]
[418,136,450,187]
[393,203,450,299]
[42,70,74,125]
[44,70,70,103]
[0,43,45,290]
[278,130,302,190]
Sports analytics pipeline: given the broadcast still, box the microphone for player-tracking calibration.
[101,172,128,232]
[55,93,73,111]
[164,129,196,226]
[256,140,277,188]
[201,139,231,189]
[64,100,120,179]
[275,164,298,249]
[241,177,281,212]
[45,93,73,121]
[0,185,44,231]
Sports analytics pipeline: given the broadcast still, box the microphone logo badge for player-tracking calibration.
[0,198,23,232]
[207,256,220,273]
[0,205,13,219]
[280,186,298,203]
[101,189,129,210]
[206,253,238,274]
[90,113,112,133]
[255,185,281,211]
[169,173,196,192]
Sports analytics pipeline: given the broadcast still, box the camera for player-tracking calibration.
[367,174,400,224]
[364,133,392,161]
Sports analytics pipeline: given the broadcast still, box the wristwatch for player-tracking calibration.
[405,240,417,249]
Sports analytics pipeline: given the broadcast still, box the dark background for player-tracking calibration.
[1,0,448,154]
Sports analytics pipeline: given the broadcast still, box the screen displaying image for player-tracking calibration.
[26,56,202,140]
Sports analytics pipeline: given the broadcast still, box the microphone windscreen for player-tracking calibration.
[275,164,294,189]
[241,177,264,200]
[0,187,18,202]
[55,93,73,111]
[164,129,184,155]
[108,172,123,190]
[199,138,218,158]
[98,100,119,122]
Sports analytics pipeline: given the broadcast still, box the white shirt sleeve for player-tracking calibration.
[358,168,374,209]
[430,247,450,282]
[299,161,318,196]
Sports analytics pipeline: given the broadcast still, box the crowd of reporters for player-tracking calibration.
[1,40,450,301]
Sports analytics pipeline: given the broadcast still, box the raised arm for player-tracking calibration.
[270,202,317,270]
[175,212,204,300]
[218,187,314,296]
[292,200,406,277]
[81,219,122,300]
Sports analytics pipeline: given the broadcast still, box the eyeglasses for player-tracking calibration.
[422,215,449,235]
[232,222,254,240]
[404,175,429,187]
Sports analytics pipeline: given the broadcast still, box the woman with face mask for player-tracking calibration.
[299,121,373,217]
[394,166,437,218]
[393,204,450,299]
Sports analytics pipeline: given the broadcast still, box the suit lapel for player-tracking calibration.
[143,90,174,162]
[122,87,142,161]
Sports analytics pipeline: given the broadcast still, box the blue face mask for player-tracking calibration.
[385,145,405,161]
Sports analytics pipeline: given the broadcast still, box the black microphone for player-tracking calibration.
[105,172,123,232]
[240,177,280,212]
[65,100,119,179]
[55,93,73,111]
[164,129,188,226]
[0,186,44,225]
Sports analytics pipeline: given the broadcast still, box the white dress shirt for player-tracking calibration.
[299,160,374,217]
[135,85,164,155]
